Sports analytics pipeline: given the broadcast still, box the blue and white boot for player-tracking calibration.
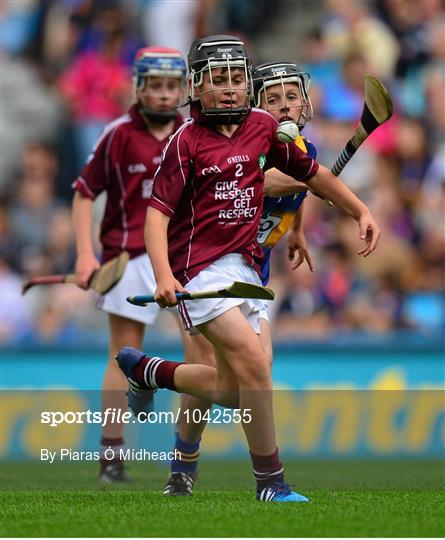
[257,482,309,502]
[115,346,155,416]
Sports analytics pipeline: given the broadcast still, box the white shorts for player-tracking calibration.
[97,253,160,325]
[177,254,270,335]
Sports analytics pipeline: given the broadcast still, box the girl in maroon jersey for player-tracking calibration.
[117,35,380,502]
[160,61,316,497]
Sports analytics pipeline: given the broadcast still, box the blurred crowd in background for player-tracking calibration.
[1,0,444,345]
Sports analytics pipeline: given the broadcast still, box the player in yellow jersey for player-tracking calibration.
[253,61,316,284]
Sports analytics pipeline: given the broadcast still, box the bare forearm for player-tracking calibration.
[145,207,173,281]
[145,207,187,306]
[306,165,369,219]
[72,191,95,256]
[290,203,304,232]
[264,168,308,197]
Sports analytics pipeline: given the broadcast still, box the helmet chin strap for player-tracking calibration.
[194,101,246,125]
[138,103,176,125]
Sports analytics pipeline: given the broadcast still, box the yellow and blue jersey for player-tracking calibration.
[259,135,317,285]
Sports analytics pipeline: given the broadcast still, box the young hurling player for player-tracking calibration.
[254,62,316,282]
[116,35,380,502]
[161,61,316,497]
[72,47,191,482]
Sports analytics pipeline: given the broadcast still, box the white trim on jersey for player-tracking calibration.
[115,162,129,250]
[184,175,197,282]
[251,107,278,124]
[93,114,131,152]
[151,195,175,215]
[176,123,188,186]
[156,117,194,172]
[72,115,131,200]
[103,115,131,186]
[301,158,316,179]
[150,118,194,212]
[73,176,95,199]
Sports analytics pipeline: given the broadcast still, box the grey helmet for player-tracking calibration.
[188,34,253,124]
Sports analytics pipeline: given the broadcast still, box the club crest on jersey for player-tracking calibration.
[202,165,222,176]
[258,153,266,170]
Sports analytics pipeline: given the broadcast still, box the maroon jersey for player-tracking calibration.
[149,105,319,285]
[73,104,184,262]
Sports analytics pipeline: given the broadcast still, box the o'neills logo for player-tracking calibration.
[227,155,249,164]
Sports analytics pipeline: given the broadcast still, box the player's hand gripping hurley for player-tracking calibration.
[331,74,393,176]
[127,281,275,306]
[22,251,129,295]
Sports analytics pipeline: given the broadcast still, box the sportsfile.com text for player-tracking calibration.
[40,408,253,427]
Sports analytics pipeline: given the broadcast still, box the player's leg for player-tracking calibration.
[165,327,239,495]
[164,328,213,495]
[199,308,307,502]
[118,344,231,404]
[179,331,216,437]
[198,307,276,452]
[164,331,210,494]
[157,309,260,496]
[100,313,146,482]
[98,253,159,482]
[172,308,307,502]
[173,313,268,449]
[252,316,307,501]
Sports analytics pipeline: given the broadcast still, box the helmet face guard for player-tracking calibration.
[252,62,313,129]
[188,35,253,125]
[133,47,187,123]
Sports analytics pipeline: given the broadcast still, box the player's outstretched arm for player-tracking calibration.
[72,191,101,288]
[264,168,308,197]
[145,207,187,307]
[306,164,380,257]
[287,203,314,271]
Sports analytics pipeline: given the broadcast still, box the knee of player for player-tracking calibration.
[238,350,271,384]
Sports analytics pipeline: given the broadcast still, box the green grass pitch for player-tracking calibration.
[1,460,444,537]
